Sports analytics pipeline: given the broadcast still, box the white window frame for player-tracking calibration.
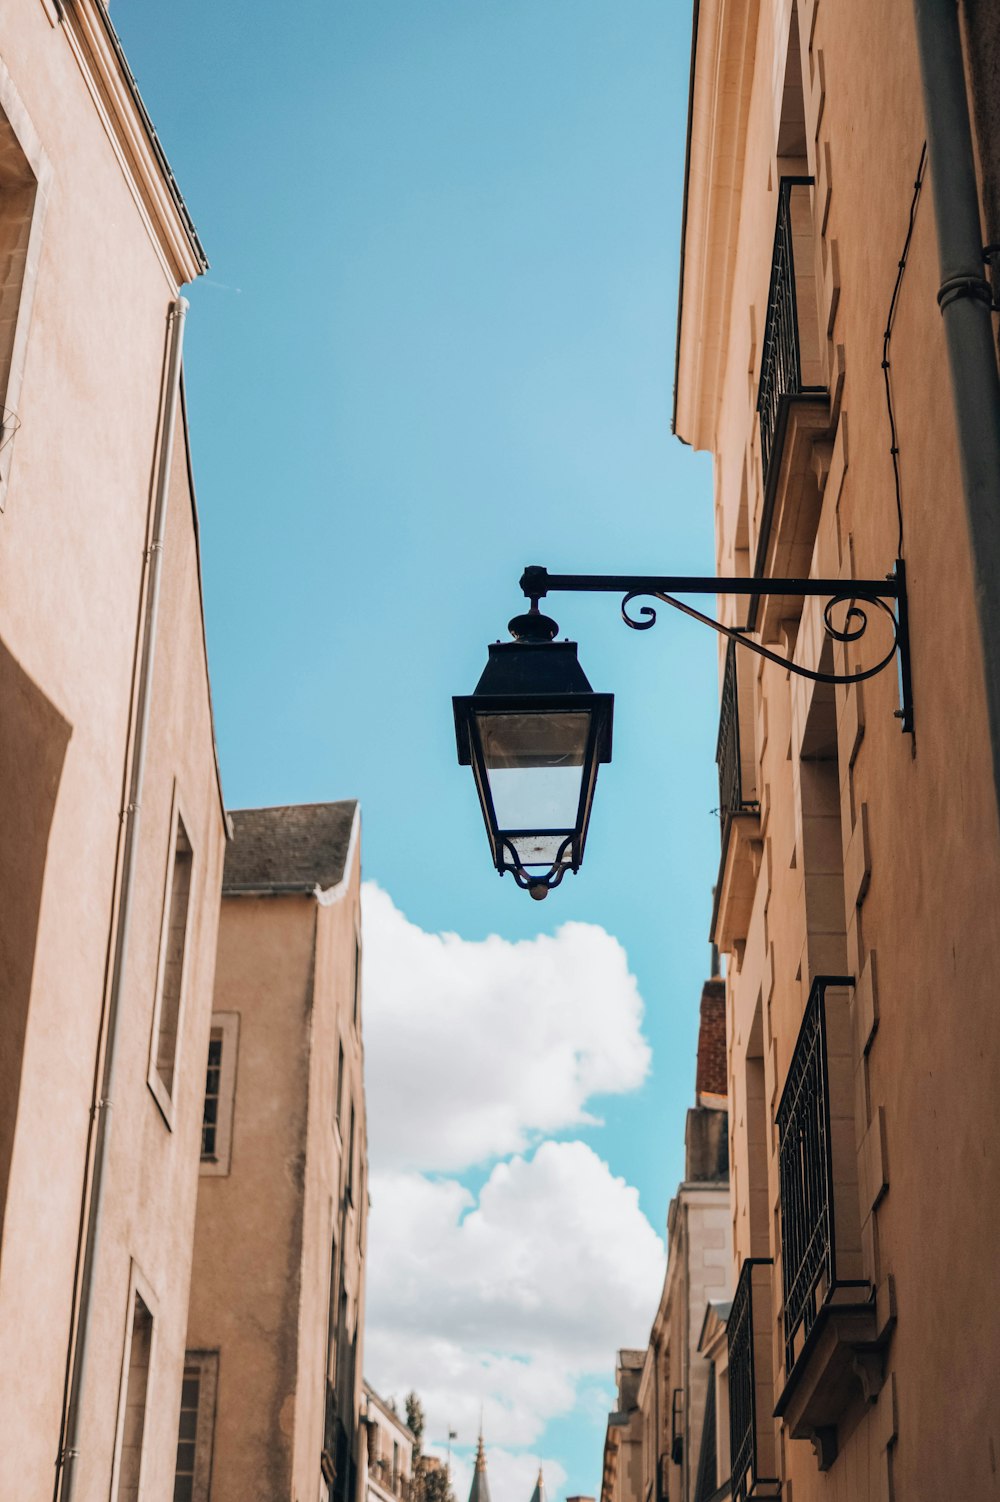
[199,1012,240,1177]
[110,1263,158,1502]
[148,784,196,1129]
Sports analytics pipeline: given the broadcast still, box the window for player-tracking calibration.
[200,1013,239,1176]
[345,1101,355,1203]
[172,1351,218,1502]
[0,87,49,513]
[335,1039,344,1129]
[352,932,361,1030]
[113,1284,154,1502]
[149,799,194,1122]
[201,1034,221,1157]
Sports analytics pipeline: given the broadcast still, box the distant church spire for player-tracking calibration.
[468,1430,491,1502]
[529,1466,547,1502]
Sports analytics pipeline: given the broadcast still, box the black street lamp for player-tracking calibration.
[455,561,911,897]
[452,601,613,900]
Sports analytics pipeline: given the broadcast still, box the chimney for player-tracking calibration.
[695,978,727,1100]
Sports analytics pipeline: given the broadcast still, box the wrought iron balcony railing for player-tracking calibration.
[728,1258,780,1502]
[756,177,824,488]
[776,975,867,1377]
[716,637,758,833]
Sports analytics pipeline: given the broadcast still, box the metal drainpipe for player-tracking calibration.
[912,0,1000,830]
[58,297,188,1502]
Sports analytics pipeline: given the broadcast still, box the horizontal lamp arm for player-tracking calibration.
[520,564,901,601]
[518,559,913,733]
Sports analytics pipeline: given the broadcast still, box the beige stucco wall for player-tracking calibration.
[187,830,367,1502]
[679,0,1000,1497]
[0,4,224,1497]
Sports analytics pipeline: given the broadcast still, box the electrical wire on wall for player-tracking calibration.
[882,143,928,558]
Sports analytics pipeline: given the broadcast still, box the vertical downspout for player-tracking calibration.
[912,0,1000,830]
[58,297,188,1502]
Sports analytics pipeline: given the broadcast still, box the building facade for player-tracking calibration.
[0,3,228,1499]
[185,802,368,1502]
[675,1,1000,1499]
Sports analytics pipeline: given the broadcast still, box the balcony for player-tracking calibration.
[369,1456,411,1502]
[711,639,761,956]
[727,1259,780,1502]
[750,178,830,637]
[774,977,890,1467]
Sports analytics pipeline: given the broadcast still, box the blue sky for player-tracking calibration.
[113,2,717,1495]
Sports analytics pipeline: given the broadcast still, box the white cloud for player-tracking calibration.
[364,1142,666,1452]
[361,883,651,1173]
[360,889,663,1497]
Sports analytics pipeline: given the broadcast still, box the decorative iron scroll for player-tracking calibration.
[619,586,900,688]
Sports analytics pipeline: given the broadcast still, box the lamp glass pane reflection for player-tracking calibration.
[477,711,589,837]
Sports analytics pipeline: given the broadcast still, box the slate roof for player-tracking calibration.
[223,801,358,896]
[528,1468,547,1502]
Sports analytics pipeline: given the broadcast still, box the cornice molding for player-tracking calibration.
[60,0,207,287]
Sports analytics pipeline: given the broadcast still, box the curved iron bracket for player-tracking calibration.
[520,559,913,733]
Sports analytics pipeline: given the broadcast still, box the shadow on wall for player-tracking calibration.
[0,635,71,1222]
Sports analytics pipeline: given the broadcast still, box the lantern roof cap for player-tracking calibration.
[472,638,596,698]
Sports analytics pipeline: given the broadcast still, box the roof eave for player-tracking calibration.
[65,0,208,282]
[672,0,761,453]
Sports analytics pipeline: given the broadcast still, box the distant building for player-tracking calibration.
[639,979,731,1502]
[365,1382,415,1502]
[600,1350,645,1502]
[184,802,368,1502]
[468,1433,493,1502]
[602,978,732,1502]
[528,1467,548,1502]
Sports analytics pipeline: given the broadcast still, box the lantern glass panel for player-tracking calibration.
[477,710,590,835]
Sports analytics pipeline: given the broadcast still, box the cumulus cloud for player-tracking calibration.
[361,883,651,1173]
[363,1142,666,1449]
